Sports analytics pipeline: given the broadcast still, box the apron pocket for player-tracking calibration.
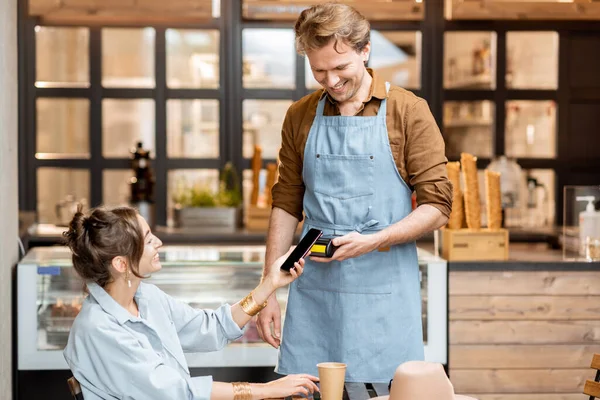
[313,154,374,200]
[298,252,393,294]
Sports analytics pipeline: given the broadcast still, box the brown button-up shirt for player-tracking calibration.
[272,68,453,222]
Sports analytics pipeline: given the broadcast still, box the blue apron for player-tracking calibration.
[276,83,423,383]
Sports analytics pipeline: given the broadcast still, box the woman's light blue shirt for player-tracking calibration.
[63,282,243,400]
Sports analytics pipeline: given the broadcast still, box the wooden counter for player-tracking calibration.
[448,243,600,399]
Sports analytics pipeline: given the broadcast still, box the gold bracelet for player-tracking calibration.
[232,382,252,400]
[240,291,267,317]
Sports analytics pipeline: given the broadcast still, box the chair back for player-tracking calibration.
[584,354,600,399]
[67,376,84,400]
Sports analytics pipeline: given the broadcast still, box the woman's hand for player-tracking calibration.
[265,248,306,290]
[260,374,319,398]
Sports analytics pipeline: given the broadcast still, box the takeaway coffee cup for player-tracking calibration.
[317,362,346,400]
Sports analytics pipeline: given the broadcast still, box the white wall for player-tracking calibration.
[0,0,19,397]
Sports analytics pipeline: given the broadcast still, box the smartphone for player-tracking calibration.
[280,228,323,271]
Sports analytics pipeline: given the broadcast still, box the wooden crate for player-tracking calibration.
[245,205,304,233]
[442,228,509,261]
[245,205,271,231]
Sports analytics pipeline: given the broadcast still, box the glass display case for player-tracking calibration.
[17,245,447,371]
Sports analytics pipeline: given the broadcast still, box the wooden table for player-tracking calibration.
[286,382,391,400]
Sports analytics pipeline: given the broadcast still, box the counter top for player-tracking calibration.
[447,243,600,271]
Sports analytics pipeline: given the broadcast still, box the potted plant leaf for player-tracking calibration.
[173,162,243,228]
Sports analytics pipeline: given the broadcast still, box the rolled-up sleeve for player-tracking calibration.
[404,99,453,218]
[161,289,244,353]
[65,324,214,400]
[271,104,305,221]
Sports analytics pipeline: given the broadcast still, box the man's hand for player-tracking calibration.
[256,296,282,348]
[310,231,384,263]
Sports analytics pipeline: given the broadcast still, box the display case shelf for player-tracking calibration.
[17,245,448,371]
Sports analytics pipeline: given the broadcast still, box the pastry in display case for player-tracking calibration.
[18,245,447,372]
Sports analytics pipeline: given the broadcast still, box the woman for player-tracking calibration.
[62,205,319,400]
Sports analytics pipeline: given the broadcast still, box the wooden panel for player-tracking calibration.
[450,296,600,320]
[242,0,424,21]
[584,379,600,397]
[458,394,583,400]
[450,345,600,369]
[450,320,600,344]
[451,368,594,393]
[448,0,600,20]
[29,0,212,24]
[450,271,600,296]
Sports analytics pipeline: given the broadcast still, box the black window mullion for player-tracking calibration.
[167,159,222,169]
[224,0,244,177]
[21,16,36,211]
[155,27,167,226]
[167,89,221,99]
[90,27,102,208]
[444,90,494,102]
[494,29,507,157]
[35,88,90,97]
[556,30,570,226]
[218,0,229,172]
[243,89,295,99]
[423,0,444,129]
[295,53,306,101]
[102,88,154,98]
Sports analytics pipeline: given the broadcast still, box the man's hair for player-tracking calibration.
[294,2,370,55]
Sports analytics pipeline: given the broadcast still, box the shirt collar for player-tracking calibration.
[87,281,145,325]
[320,68,387,105]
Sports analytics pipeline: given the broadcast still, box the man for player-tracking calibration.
[257,2,452,383]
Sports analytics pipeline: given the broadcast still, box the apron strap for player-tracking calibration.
[316,96,327,117]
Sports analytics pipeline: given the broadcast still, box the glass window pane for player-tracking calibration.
[36,98,89,159]
[35,27,89,88]
[37,168,89,225]
[523,168,556,228]
[212,0,221,18]
[167,169,219,226]
[167,100,219,158]
[166,29,220,89]
[507,31,558,90]
[243,100,292,159]
[103,99,155,158]
[443,100,495,158]
[103,169,132,207]
[102,28,155,88]
[444,31,496,89]
[369,31,421,90]
[242,168,269,209]
[243,29,295,89]
[505,100,556,159]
